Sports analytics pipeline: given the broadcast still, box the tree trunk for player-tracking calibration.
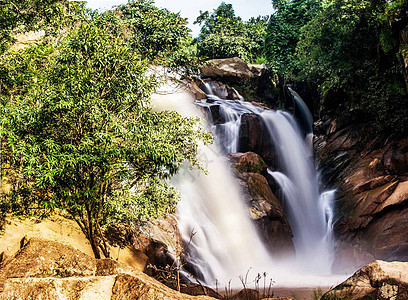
[89,232,101,259]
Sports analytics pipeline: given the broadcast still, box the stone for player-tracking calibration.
[238,114,278,168]
[324,260,408,300]
[238,113,263,155]
[181,285,221,299]
[186,80,206,100]
[200,57,254,82]
[262,298,293,300]
[196,79,243,100]
[365,206,408,261]
[96,258,135,276]
[229,153,294,257]
[228,152,266,174]
[348,180,399,230]
[316,118,408,272]
[230,289,260,300]
[111,274,213,300]
[209,105,224,125]
[227,87,243,100]
[353,175,395,194]
[373,180,408,213]
[0,238,216,300]
[382,139,408,176]
[248,64,267,77]
[0,238,96,279]
[1,276,116,300]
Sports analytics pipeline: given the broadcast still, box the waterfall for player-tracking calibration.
[152,80,345,288]
[152,82,274,286]
[261,110,334,274]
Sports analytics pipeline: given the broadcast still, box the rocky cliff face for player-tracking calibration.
[315,118,408,273]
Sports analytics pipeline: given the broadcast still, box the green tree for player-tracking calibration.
[115,0,190,61]
[0,0,86,54]
[297,0,408,135]
[195,2,268,62]
[0,23,211,258]
[265,0,321,76]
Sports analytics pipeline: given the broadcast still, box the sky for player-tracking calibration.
[85,0,273,37]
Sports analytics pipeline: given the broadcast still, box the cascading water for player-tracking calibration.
[152,78,346,288]
[152,82,274,286]
[261,109,334,274]
[197,96,335,273]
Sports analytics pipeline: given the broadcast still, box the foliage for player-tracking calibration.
[265,0,408,137]
[265,0,321,76]
[166,37,204,75]
[0,23,211,258]
[194,2,268,62]
[115,0,190,61]
[0,0,87,54]
[92,0,200,73]
[296,0,408,135]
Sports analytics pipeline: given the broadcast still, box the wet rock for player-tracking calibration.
[204,80,229,99]
[238,113,263,154]
[238,113,278,169]
[209,105,224,125]
[324,260,408,300]
[197,79,243,100]
[228,152,267,174]
[198,56,278,106]
[229,153,294,257]
[227,87,243,100]
[186,79,206,100]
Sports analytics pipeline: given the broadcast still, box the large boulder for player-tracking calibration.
[200,57,254,82]
[199,58,278,106]
[0,238,216,300]
[323,260,408,300]
[228,152,294,257]
[0,238,96,279]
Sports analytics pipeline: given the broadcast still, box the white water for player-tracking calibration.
[151,80,346,288]
[152,82,274,286]
[269,170,335,274]
[261,110,334,274]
